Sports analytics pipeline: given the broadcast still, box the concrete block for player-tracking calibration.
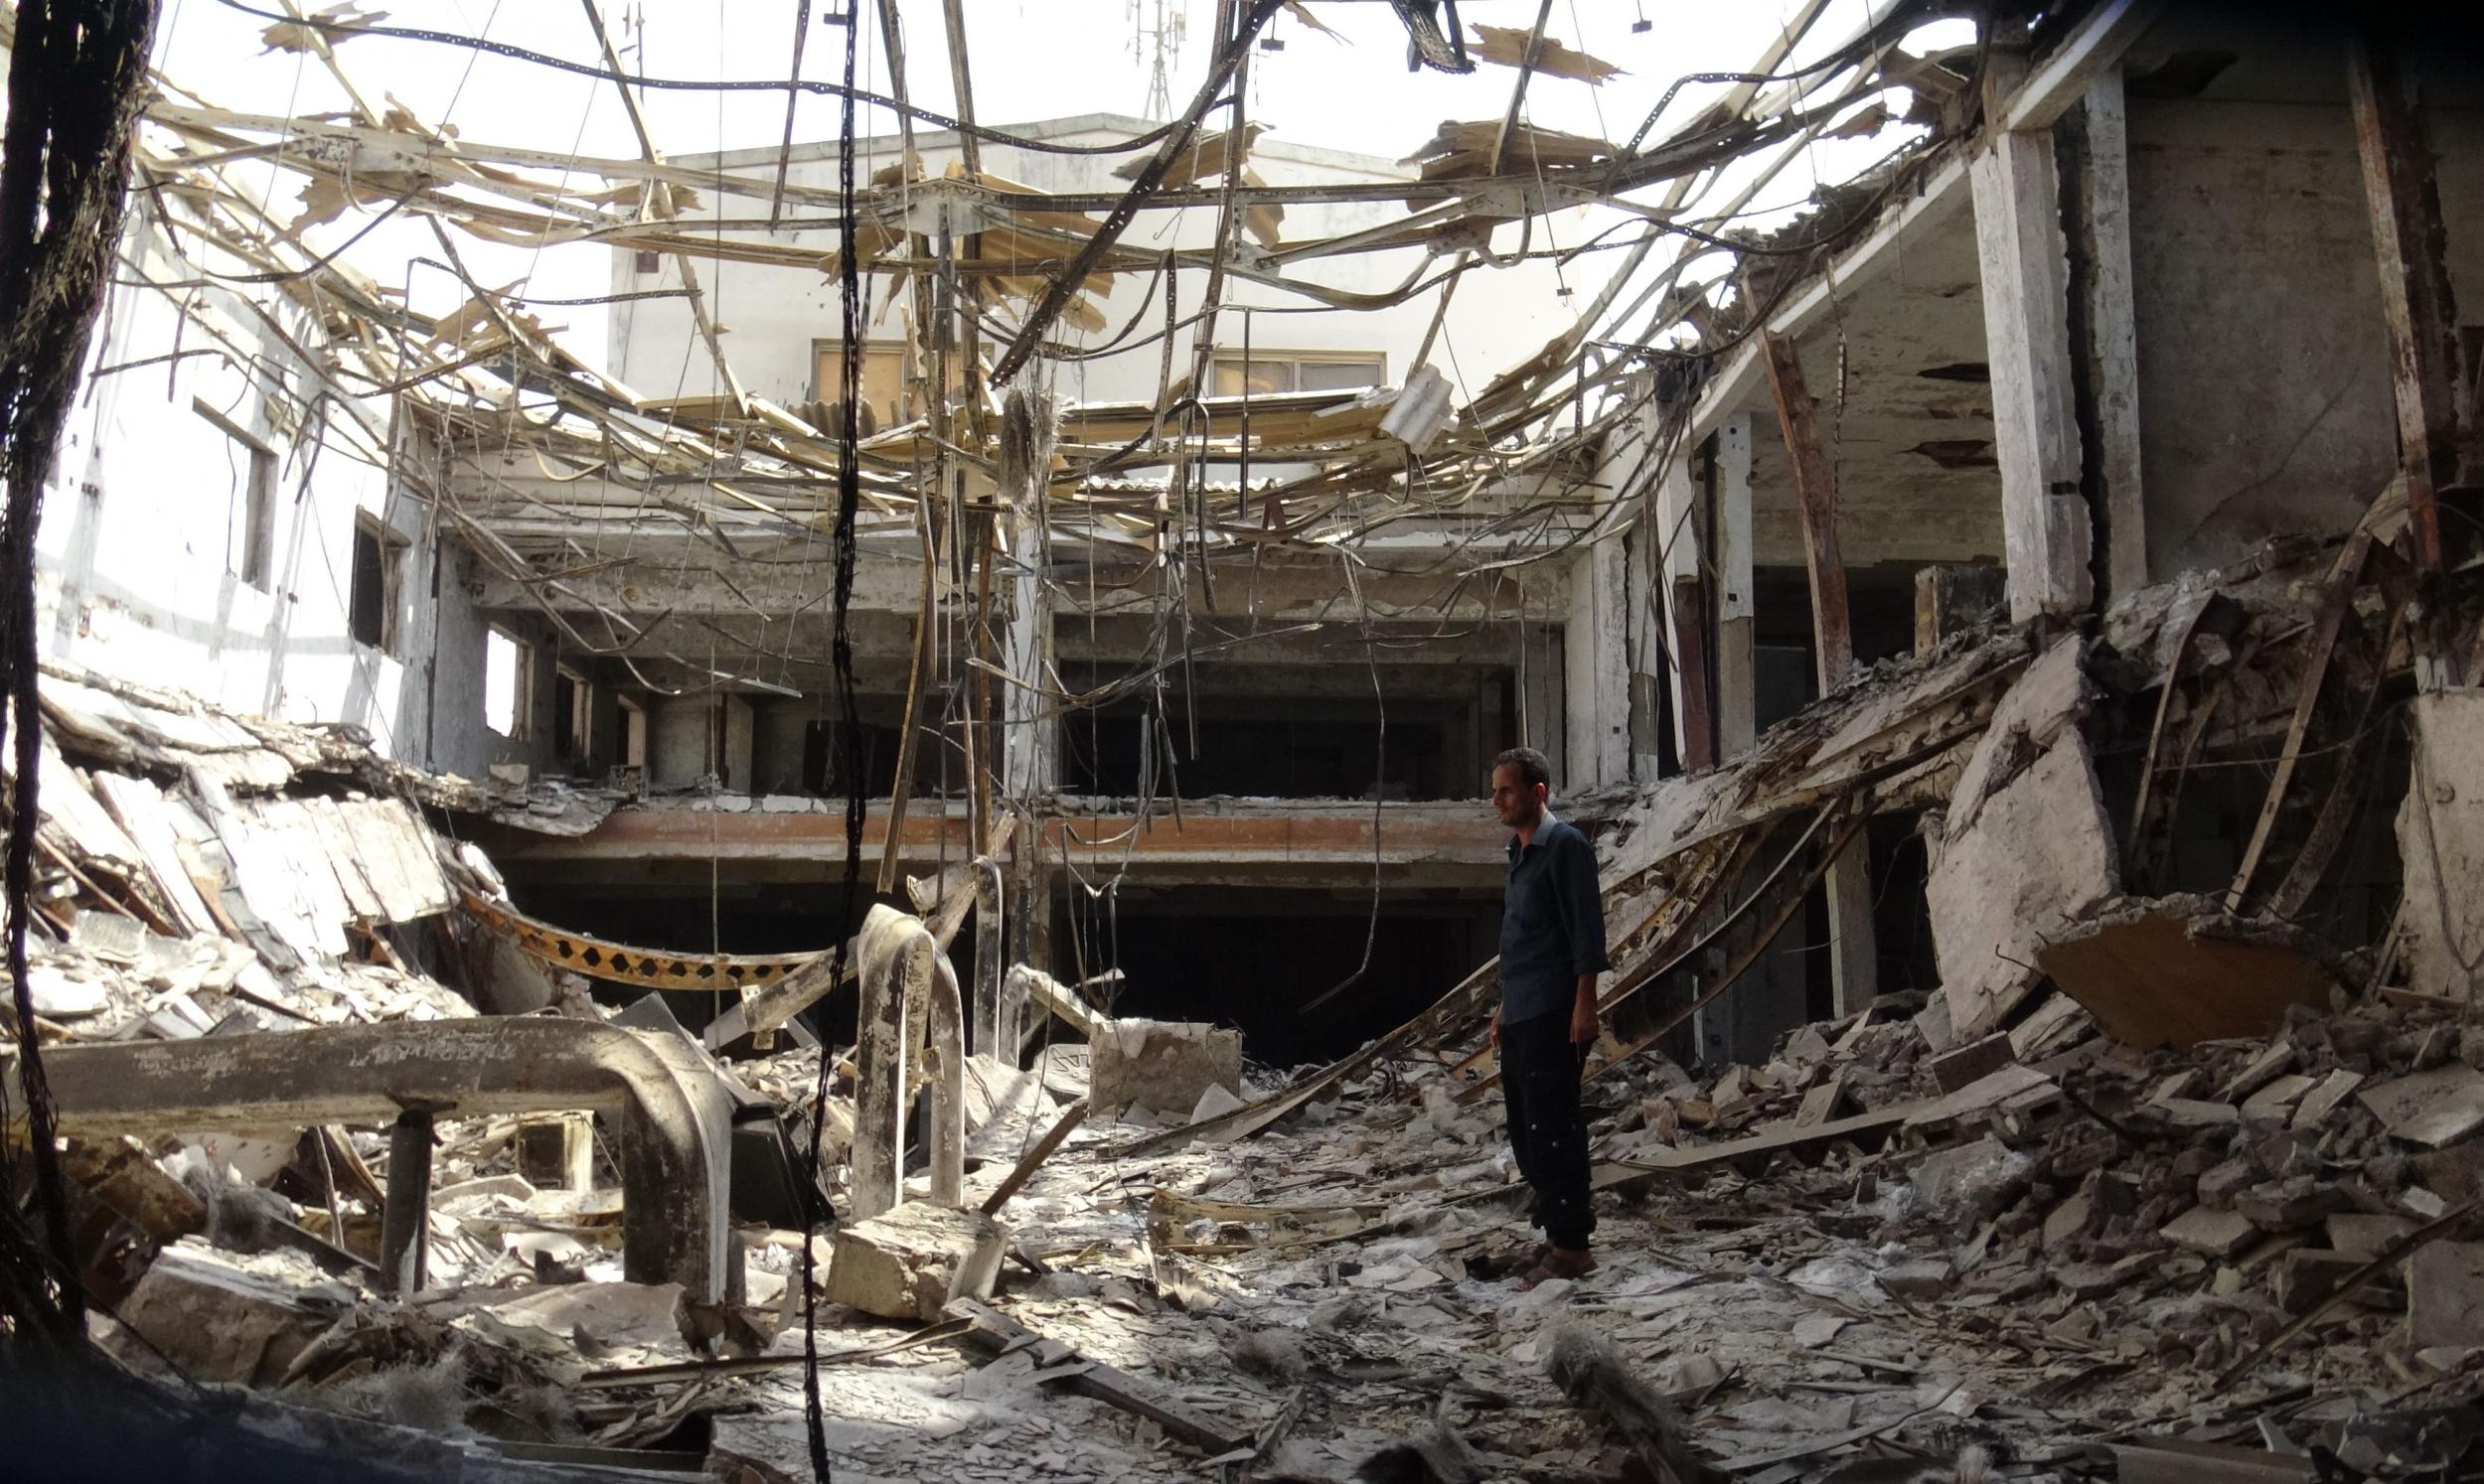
[1929,637,2119,1044]
[826,1201,1008,1322]
[2161,1205,2258,1258]
[1910,1137,2032,1223]
[1090,1018,1242,1120]
[1931,1034,2015,1094]
[2407,1242,2484,1349]
[115,1241,347,1385]
[1878,1259,1952,1299]
[2397,690,2484,1001]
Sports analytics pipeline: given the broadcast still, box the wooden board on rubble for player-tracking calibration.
[1605,1064,2055,1180]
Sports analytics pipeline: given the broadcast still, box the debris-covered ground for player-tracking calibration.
[19,523,2484,1481]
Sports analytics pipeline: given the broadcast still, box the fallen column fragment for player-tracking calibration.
[1928,633,2121,1043]
[825,1200,1007,1322]
[1089,1017,1242,1119]
[2398,687,2484,1002]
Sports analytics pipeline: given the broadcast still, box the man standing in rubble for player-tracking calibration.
[1488,746,1608,1289]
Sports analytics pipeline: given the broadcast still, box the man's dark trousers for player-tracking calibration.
[1499,1009,1593,1251]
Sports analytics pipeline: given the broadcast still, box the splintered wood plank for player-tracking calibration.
[947,1298,1252,1454]
[2348,29,2459,570]
[1757,328,1852,689]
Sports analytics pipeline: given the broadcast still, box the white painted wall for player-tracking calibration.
[34,203,562,785]
[606,114,1593,418]
[36,206,421,746]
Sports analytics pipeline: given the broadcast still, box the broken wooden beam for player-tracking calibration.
[2347,25,2459,571]
[947,1297,1254,1454]
[981,1099,1088,1217]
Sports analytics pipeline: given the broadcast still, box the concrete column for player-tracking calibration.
[2065,69,2145,602]
[1713,419,1757,760]
[1971,47,2093,622]
[1565,535,1630,791]
[1002,520,1056,800]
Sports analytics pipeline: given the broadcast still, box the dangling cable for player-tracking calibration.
[799,7,865,1482]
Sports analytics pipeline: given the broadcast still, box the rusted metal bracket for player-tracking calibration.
[23,1019,739,1303]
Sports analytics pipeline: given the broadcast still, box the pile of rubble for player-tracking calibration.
[17,522,2484,1481]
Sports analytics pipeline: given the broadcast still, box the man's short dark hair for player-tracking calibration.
[1494,746,1552,793]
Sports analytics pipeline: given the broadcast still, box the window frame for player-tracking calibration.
[348,510,408,654]
[194,396,279,591]
[483,625,536,742]
[1209,350,1388,398]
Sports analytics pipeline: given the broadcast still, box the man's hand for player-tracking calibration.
[1569,980,1599,1046]
[1487,1005,1501,1051]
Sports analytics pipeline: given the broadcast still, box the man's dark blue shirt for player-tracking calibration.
[1499,815,1611,1024]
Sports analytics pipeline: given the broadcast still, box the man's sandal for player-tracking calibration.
[1515,1249,1596,1291]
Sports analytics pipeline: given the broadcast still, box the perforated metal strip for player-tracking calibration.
[458,889,820,992]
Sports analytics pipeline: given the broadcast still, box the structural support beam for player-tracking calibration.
[1758,331,1877,1015]
[2065,69,2146,600]
[2348,29,2459,574]
[1972,48,2094,622]
[1655,454,1714,772]
[1759,333,1854,689]
[1713,419,1758,761]
[380,1108,434,1296]
[29,1020,739,1303]
[969,855,1015,1057]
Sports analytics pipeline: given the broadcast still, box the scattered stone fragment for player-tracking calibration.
[1878,1259,1952,1299]
[1930,1034,2015,1095]
[2042,1191,2096,1251]
[2327,1213,2416,1259]
[1909,1137,2032,1223]
[2153,1097,2242,1127]
[2161,1206,2258,1259]
[2197,1159,2255,1208]
[2361,1066,2484,1147]
[2406,1242,2484,1348]
[112,1241,346,1386]
[2221,1039,2296,1101]
[2292,1069,2367,1130]
[2271,1249,2363,1313]
[2240,1074,2316,1125]
[2236,1176,2343,1233]
[825,1201,1008,1322]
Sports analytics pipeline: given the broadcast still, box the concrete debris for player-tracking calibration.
[2398,688,2484,1001]
[112,1240,351,1385]
[826,1201,1008,1322]
[2038,896,2342,1049]
[1089,1018,1244,1121]
[1928,636,2120,1044]
[2359,1065,2484,1148]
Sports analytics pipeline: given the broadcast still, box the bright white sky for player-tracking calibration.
[152,0,1951,373]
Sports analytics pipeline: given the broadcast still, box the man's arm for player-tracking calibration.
[1556,831,1611,1044]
